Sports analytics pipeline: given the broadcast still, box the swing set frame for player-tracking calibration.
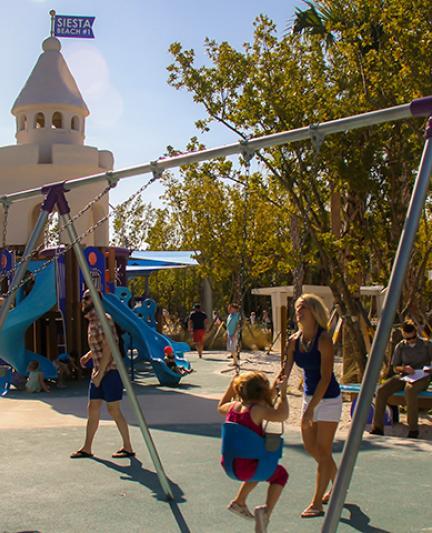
[0,96,431,530]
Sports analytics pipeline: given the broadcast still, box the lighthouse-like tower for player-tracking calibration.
[0,35,113,246]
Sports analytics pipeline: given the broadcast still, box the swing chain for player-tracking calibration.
[3,173,159,300]
[0,197,11,248]
[235,142,256,373]
[61,181,114,234]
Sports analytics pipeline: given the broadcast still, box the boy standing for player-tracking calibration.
[226,303,241,367]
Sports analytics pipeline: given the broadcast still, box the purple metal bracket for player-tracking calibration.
[410,96,432,117]
[41,182,71,215]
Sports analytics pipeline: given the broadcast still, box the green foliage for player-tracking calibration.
[112,1,432,341]
[111,195,156,249]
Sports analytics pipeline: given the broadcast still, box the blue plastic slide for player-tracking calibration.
[0,261,57,379]
[102,292,191,386]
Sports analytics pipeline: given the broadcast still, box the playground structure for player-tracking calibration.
[0,95,431,529]
[0,31,431,529]
[0,245,192,386]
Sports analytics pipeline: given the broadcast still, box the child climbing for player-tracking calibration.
[25,360,50,393]
[218,371,289,533]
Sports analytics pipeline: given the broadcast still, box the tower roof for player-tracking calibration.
[11,37,89,116]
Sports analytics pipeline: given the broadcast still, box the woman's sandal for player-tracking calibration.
[227,501,254,521]
[112,449,136,458]
[301,506,325,518]
[70,450,94,459]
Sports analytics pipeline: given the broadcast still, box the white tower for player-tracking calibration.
[0,36,113,246]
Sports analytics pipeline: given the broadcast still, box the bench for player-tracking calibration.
[340,382,432,423]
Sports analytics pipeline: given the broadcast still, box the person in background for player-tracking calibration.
[163,345,193,375]
[227,303,241,367]
[70,289,134,459]
[370,320,432,439]
[262,309,273,334]
[54,353,83,388]
[188,303,208,359]
[25,360,50,393]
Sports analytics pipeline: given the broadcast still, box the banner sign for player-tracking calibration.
[79,247,106,298]
[54,15,95,39]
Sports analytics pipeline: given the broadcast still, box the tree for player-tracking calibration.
[111,195,155,249]
[167,1,432,377]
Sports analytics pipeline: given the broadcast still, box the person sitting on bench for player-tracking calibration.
[370,320,432,439]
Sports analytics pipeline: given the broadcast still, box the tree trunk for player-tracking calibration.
[290,214,304,302]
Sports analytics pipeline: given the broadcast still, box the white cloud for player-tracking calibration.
[64,46,124,129]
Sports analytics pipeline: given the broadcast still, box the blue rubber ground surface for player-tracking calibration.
[1,354,431,532]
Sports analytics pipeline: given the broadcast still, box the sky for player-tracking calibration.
[0,0,301,208]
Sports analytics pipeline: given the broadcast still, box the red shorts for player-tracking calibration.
[192,329,205,343]
[221,458,288,486]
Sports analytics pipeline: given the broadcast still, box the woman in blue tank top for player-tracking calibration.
[283,293,341,519]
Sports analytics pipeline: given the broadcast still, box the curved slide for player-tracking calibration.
[0,261,57,379]
[102,293,191,386]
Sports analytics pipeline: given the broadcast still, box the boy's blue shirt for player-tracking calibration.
[227,312,240,336]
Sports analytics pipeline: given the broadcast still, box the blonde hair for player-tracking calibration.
[233,371,272,406]
[295,293,329,330]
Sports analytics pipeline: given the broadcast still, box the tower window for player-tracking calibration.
[52,112,63,129]
[34,112,45,129]
[71,116,80,131]
[18,114,27,131]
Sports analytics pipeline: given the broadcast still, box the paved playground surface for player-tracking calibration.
[1,352,432,533]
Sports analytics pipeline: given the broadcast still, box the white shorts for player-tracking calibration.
[302,394,342,423]
[227,334,239,352]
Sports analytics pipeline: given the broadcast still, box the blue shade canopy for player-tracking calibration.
[126,251,198,278]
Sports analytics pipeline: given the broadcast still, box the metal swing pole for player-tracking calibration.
[322,117,432,532]
[58,204,174,500]
[0,196,52,330]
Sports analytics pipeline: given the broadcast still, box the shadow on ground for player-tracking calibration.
[93,456,191,532]
[341,503,391,532]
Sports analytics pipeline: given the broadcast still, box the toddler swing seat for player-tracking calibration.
[221,422,283,482]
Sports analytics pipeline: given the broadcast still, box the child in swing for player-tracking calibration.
[218,371,289,532]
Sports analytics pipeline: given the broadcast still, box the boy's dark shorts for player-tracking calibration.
[89,369,123,403]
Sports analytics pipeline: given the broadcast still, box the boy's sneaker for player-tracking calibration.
[254,505,269,533]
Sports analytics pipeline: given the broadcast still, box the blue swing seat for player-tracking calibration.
[221,422,283,482]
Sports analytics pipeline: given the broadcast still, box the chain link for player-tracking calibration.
[1,200,10,248]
